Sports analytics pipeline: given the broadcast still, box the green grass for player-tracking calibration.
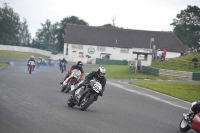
[129,82,200,102]
[0,50,50,60]
[85,65,169,80]
[151,53,200,72]
[0,62,9,67]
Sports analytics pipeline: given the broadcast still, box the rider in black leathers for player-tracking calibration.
[71,66,106,98]
[185,99,200,122]
[60,57,67,70]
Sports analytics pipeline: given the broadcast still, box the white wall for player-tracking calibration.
[165,51,181,58]
[64,43,154,66]
[0,44,63,60]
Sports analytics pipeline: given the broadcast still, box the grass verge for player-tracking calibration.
[0,62,9,67]
[85,65,169,80]
[129,82,200,102]
[0,50,50,60]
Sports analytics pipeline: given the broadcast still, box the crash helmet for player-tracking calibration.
[97,66,106,78]
[77,61,83,68]
[30,55,34,59]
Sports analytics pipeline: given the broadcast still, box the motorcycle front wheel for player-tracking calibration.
[179,117,191,132]
[29,66,32,74]
[67,95,75,107]
[61,84,67,92]
[80,94,94,111]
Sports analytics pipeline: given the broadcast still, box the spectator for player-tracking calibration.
[192,57,198,68]
[180,51,184,56]
[187,48,191,54]
[197,47,200,53]
[163,49,167,60]
[191,47,194,54]
[157,49,162,60]
[153,50,157,61]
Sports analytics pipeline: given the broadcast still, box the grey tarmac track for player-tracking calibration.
[0,59,196,133]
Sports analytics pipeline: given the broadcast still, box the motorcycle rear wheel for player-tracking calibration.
[80,95,94,111]
[179,117,191,132]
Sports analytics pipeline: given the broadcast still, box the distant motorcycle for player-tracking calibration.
[61,62,66,73]
[28,61,35,74]
[48,60,54,67]
[61,69,81,93]
[36,59,41,69]
[179,102,200,133]
[67,79,103,111]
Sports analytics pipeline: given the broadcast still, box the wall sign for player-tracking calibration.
[88,47,95,54]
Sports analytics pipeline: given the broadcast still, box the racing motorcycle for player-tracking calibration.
[61,62,66,73]
[179,102,200,133]
[67,79,103,111]
[48,60,54,67]
[61,69,81,93]
[28,61,35,74]
[36,59,41,69]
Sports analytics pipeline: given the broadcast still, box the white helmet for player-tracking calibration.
[30,55,34,59]
[97,66,106,78]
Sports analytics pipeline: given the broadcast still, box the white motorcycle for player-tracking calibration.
[61,69,81,93]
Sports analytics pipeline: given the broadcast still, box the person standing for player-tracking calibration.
[153,50,157,61]
[163,49,167,60]
[192,57,198,68]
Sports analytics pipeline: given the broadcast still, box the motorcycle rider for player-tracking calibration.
[70,66,106,99]
[27,55,35,71]
[48,58,53,66]
[60,57,68,70]
[184,99,200,123]
[60,61,84,85]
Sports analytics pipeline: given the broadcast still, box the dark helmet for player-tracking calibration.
[77,61,83,68]
[97,66,106,78]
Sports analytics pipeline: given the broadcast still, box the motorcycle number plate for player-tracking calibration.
[29,61,35,65]
[71,85,75,91]
[93,82,102,93]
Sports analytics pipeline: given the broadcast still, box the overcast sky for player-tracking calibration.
[0,0,200,38]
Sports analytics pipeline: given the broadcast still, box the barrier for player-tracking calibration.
[142,66,200,80]
[96,58,128,65]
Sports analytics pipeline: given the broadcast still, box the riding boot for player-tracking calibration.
[184,110,194,124]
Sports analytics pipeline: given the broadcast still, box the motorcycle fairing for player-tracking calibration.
[191,112,200,132]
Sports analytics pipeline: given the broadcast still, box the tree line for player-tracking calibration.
[0,3,200,53]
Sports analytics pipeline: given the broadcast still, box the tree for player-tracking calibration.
[18,18,31,46]
[171,5,200,48]
[57,16,89,52]
[101,23,115,28]
[0,3,21,45]
[35,19,59,51]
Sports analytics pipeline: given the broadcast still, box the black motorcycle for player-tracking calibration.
[67,79,103,111]
[61,62,66,73]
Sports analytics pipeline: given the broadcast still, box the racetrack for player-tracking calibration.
[0,59,196,133]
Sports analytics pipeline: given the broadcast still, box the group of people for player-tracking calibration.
[183,46,200,55]
[153,49,167,61]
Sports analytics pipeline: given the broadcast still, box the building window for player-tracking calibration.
[97,46,106,51]
[120,48,129,53]
[71,44,83,50]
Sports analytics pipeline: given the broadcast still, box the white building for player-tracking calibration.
[63,24,186,66]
